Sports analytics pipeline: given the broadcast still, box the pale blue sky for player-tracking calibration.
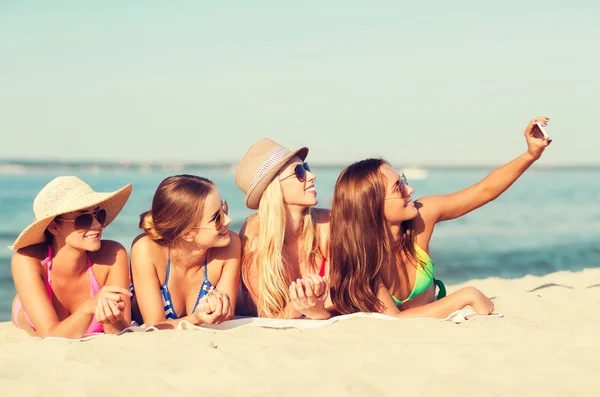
[1,1,598,165]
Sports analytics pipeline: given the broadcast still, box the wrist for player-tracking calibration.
[523,151,540,162]
[300,306,331,320]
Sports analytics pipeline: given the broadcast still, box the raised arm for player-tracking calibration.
[418,117,552,225]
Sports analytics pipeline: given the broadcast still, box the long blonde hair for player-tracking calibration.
[243,177,321,318]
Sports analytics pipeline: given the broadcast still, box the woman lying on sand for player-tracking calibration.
[235,139,331,319]
[328,117,552,318]
[130,175,240,328]
[11,176,133,338]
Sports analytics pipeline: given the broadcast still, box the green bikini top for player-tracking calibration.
[390,244,442,306]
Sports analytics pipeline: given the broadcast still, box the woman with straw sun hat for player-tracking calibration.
[235,138,332,320]
[10,176,133,338]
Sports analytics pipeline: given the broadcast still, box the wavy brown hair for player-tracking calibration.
[139,174,214,246]
[329,158,422,314]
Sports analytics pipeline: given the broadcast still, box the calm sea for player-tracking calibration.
[1,166,599,321]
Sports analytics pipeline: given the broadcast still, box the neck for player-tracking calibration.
[284,205,306,243]
[169,243,208,270]
[388,222,403,243]
[50,241,89,274]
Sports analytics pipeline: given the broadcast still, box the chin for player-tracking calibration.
[82,241,102,252]
[213,234,231,247]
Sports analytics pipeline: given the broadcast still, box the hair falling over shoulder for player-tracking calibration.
[243,177,321,318]
[139,174,214,246]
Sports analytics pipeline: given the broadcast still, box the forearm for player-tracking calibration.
[150,315,203,330]
[394,288,471,319]
[479,152,536,200]
[301,307,332,320]
[103,317,130,334]
[43,309,96,339]
[276,303,303,319]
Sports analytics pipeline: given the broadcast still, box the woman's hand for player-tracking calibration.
[289,274,331,319]
[464,287,495,315]
[84,285,131,316]
[525,116,552,160]
[95,299,126,325]
[189,289,231,325]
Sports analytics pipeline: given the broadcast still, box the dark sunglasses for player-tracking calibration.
[193,200,229,231]
[56,208,108,231]
[384,172,409,199]
[280,162,311,183]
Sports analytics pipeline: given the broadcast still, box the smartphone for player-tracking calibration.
[535,122,549,138]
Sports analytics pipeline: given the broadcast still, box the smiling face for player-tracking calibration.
[51,206,105,251]
[380,164,418,225]
[186,188,231,248]
[278,156,318,209]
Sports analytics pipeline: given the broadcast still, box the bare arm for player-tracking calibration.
[375,279,492,319]
[418,117,552,226]
[213,232,241,320]
[130,238,174,328]
[100,242,132,334]
[12,250,97,339]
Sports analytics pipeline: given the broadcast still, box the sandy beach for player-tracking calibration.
[1,268,598,397]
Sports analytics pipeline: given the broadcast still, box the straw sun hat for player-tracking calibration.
[235,138,308,210]
[10,176,132,250]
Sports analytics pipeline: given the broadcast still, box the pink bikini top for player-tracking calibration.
[31,245,104,335]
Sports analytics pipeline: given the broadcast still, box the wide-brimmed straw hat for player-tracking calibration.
[235,138,308,210]
[10,176,133,250]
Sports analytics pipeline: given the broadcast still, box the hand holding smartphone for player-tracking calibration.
[535,122,549,138]
[533,121,552,144]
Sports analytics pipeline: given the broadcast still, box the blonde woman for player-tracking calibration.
[130,174,241,329]
[235,139,330,319]
[11,176,132,338]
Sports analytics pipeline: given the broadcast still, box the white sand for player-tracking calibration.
[1,268,599,397]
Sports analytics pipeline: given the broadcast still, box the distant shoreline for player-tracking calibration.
[1,159,599,174]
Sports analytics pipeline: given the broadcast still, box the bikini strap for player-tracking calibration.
[41,245,53,299]
[203,252,208,279]
[41,245,52,266]
[164,248,171,286]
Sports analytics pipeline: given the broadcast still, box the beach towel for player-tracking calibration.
[41,309,503,341]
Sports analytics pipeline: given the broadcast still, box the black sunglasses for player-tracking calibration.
[192,200,229,231]
[280,162,311,183]
[56,208,108,231]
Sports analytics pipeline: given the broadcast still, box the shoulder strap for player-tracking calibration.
[41,245,53,300]
[164,248,171,286]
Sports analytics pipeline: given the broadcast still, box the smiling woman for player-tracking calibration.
[235,139,331,319]
[129,174,241,329]
[10,176,133,339]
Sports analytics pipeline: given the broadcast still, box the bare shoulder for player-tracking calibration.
[240,215,258,237]
[89,240,128,269]
[210,232,242,262]
[131,234,160,255]
[11,243,48,274]
[412,198,434,232]
[130,234,164,269]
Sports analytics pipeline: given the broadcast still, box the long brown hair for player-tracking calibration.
[329,158,422,314]
[139,174,214,246]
